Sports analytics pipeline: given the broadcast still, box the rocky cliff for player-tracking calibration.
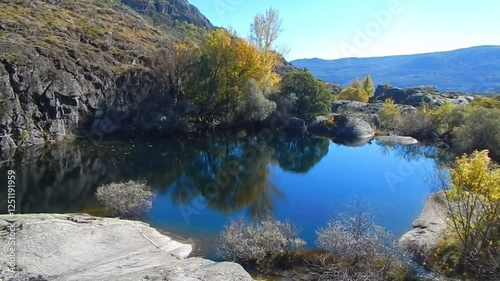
[0,0,211,151]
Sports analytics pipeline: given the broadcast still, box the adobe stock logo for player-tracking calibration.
[338,0,414,58]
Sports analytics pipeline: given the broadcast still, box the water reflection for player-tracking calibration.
[0,134,330,216]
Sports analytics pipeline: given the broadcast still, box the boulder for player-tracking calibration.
[399,192,448,262]
[283,117,307,133]
[0,214,253,281]
[334,114,375,140]
[377,135,418,145]
[372,85,473,107]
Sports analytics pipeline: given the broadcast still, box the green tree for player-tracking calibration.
[278,71,331,120]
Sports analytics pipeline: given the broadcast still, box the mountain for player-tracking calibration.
[0,0,211,150]
[291,46,500,93]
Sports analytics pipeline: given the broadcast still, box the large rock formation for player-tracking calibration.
[0,0,210,151]
[0,214,253,281]
[308,114,375,141]
[122,0,213,28]
[371,85,474,107]
[399,192,448,262]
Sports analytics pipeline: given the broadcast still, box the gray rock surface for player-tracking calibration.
[377,135,418,145]
[0,214,253,281]
[334,114,375,140]
[372,85,473,107]
[399,192,448,262]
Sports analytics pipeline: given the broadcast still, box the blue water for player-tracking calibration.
[0,135,441,257]
[146,137,438,254]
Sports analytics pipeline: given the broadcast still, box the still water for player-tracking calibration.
[0,134,443,256]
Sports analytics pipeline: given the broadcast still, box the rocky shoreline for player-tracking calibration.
[0,214,253,281]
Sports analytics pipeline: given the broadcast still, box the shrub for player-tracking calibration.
[278,71,331,120]
[239,79,276,122]
[96,181,155,218]
[335,75,374,102]
[430,151,500,279]
[452,107,500,160]
[314,201,411,281]
[379,98,401,129]
[217,216,306,272]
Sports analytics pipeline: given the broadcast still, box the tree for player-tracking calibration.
[336,75,373,102]
[363,74,375,96]
[249,8,283,52]
[279,71,331,120]
[379,98,401,129]
[186,29,280,123]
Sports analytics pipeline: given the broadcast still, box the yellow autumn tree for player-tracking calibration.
[436,150,500,277]
[336,75,373,102]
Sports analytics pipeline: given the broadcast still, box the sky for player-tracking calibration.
[188,0,500,61]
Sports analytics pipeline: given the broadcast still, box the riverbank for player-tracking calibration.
[0,214,253,281]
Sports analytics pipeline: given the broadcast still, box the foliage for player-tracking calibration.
[451,106,500,160]
[390,102,500,161]
[278,71,331,120]
[469,96,500,109]
[217,216,306,273]
[379,98,401,129]
[96,181,155,218]
[431,151,500,279]
[335,75,374,102]
[186,28,280,123]
[313,200,411,281]
[239,79,276,122]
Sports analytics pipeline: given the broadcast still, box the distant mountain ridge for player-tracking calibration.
[291,46,500,93]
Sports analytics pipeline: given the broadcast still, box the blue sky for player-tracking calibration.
[189,0,500,60]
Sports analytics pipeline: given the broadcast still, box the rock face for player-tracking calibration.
[0,0,211,151]
[122,0,213,28]
[399,192,448,262]
[371,85,474,107]
[0,214,253,281]
[332,100,417,115]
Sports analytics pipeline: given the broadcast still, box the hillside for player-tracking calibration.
[291,46,500,93]
[0,0,211,150]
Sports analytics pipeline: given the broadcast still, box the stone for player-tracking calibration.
[371,85,473,107]
[0,214,253,281]
[283,117,307,133]
[333,114,375,140]
[377,135,418,145]
[399,192,448,263]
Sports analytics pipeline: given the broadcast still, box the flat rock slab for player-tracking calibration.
[377,135,419,145]
[0,214,253,281]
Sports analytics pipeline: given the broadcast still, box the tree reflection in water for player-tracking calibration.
[0,134,330,218]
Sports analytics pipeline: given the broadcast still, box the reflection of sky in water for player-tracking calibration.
[148,140,437,255]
